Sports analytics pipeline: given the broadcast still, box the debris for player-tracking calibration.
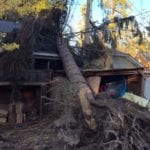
[0,117,7,124]
[0,109,8,117]
[0,94,150,149]
[54,112,80,146]
[102,79,127,98]
[122,92,150,110]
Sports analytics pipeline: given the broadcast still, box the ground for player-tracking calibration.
[0,96,150,150]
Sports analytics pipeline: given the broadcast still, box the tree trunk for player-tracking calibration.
[57,38,96,129]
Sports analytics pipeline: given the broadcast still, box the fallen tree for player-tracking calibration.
[57,38,96,129]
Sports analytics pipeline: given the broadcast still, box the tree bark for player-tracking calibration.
[57,38,96,129]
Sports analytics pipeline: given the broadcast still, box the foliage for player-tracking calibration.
[145,23,150,37]
[0,0,67,21]
[100,0,132,18]
[2,43,20,51]
[80,4,86,16]
[100,0,150,67]
[49,0,67,10]
[117,35,150,68]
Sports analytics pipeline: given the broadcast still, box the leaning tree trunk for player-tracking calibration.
[57,38,96,129]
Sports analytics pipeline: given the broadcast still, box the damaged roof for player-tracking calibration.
[34,50,143,70]
[83,52,143,74]
[112,52,143,70]
[0,20,144,71]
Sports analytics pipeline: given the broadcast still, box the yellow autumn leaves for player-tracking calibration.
[2,43,19,51]
[0,0,67,19]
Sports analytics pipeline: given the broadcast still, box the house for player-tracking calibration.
[0,50,145,123]
[0,20,64,124]
[0,20,145,124]
[82,52,144,97]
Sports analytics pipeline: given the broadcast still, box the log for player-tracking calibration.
[57,38,97,129]
[0,104,8,117]
[87,76,101,96]
[0,109,8,117]
[0,117,7,124]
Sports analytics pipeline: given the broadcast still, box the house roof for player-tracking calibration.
[82,51,143,73]
[34,50,143,70]
[0,20,21,33]
[0,20,144,70]
[112,52,143,70]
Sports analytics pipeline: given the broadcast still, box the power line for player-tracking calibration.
[128,0,150,28]
[62,0,75,31]
[135,10,150,17]
[64,0,150,35]
[64,13,150,38]
[67,0,78,24]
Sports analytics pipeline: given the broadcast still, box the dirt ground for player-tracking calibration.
[0,95,150,150]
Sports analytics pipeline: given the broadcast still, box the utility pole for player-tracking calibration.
[84,0,92,44]
[83,0,93,56]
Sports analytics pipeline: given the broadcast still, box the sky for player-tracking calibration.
[66,0,150,33]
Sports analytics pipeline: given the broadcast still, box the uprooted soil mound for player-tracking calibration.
[0,93,150,150]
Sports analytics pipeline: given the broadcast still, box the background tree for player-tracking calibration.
[0,0,52,21]
[100,0,150,68]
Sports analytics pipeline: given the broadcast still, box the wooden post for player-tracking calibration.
[8,103,16,124]
[16,101,24,124]
[40,84,47,119]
